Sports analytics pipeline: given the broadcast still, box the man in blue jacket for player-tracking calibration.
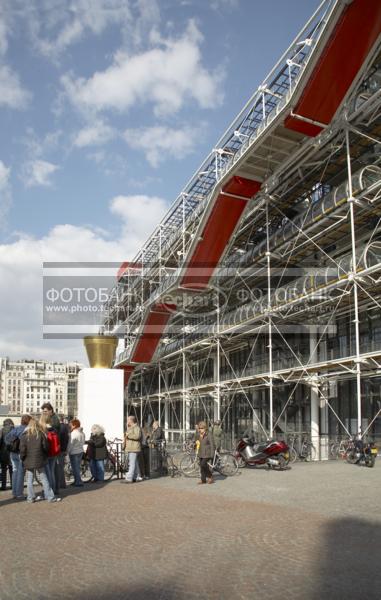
[5,415,31,498]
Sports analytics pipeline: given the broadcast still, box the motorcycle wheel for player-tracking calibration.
[366,456,376,468]
[346,451,357,464]
[237,456,246,468]
[278,454,287,471]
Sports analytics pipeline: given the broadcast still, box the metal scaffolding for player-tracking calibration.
[102,0,381,455]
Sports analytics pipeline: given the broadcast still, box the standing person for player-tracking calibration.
[212,420,223,452]
[122,416,142,484]
[39,414,61,494]
[56,418,69,491]
[86,424,107,482]
[67,419,85,487]
[197,421,215,485]
[0,418,14,491]
[19,417,61,503]
[41,402,61,434]
[41,402,63,494]
[139,422,151,480]
[5,415,31,499]
[151,421,164,445]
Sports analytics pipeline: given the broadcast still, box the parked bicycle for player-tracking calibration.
[64,455,92,484]
[329,437,352,460]
[287,434,316,462]
[155,440,179,478]
[180,448,238,478]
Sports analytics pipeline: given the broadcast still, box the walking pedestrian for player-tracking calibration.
[122,416,142,484]
[5,415,31,498]
[19,417,61,503]
[197,421,215,485]
[0,418,14,491]
[67,419,85,487]
[86,424,107,482]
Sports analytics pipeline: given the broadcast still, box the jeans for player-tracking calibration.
[45,457,57,492]
[126,452,141,482]
[70,453,83,485]
[10,452,24,497]
[90,459,104,481]
[26,468,54,502]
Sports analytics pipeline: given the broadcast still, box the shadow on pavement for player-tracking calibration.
[314,516,381,599]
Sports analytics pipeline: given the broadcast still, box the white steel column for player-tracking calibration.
[310,327,320,460]
[346,128,362,436]
[266,199,274,438]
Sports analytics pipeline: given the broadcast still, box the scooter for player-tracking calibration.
[346,439,378,468]
[235,437,290,470]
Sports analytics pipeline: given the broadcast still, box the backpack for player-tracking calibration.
[47,429,61,457]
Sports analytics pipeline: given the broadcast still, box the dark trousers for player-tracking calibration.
[200,457,212,483]
[1,462,12,490]
[138,447,150,478]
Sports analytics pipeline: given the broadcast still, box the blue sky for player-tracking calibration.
[0,0,320,362]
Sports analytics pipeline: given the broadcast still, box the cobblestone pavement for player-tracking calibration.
[1,461,380,600]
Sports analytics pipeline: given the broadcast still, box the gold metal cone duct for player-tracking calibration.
[84,335,118,368]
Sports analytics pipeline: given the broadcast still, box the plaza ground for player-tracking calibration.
[1,461,380,600]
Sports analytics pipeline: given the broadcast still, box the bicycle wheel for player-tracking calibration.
[165,453,177,478]
[329,443,339,460]
[64,460,74,484]
[179,454,199,478]
[104,457,116,481]
[81,457,93,482]
[217,453,239,477]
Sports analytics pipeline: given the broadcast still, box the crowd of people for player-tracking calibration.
[0,406,224,501]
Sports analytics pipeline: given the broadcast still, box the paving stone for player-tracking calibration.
[1,461,380,600]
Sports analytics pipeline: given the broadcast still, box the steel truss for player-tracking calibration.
[103,2,381,455]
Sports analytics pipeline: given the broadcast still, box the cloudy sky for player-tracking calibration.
[0,0,320,364]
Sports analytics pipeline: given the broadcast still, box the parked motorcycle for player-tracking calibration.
[346,439,378,468]
[234,438,290,470]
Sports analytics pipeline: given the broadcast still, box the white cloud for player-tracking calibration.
[62,21,224,117]
[22,160,59,188]
[0,65,31,109]
[0,193,168,361]
[123,125,200,167]
[73,121,115,148]
[23,0,133,58]
[110,194,167,241]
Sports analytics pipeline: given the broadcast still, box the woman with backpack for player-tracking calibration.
[39,414,61,493]
[19,417,61,503]
[5,414,31,499]
[85,424,107,482]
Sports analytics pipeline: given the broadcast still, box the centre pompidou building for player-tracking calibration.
[102,0,381,457]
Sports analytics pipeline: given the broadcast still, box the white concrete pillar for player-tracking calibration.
[78,368,124,440]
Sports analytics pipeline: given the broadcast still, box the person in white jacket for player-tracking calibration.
[67,419,85,487]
